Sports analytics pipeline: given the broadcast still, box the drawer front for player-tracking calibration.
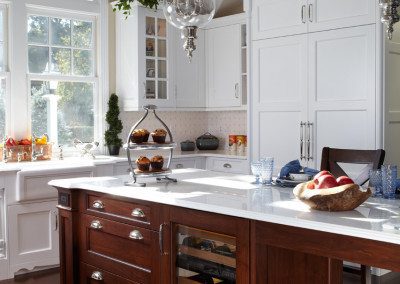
[84,193,158,229]
[170,158,196,169]
[207,158,248,174]
[17,171,93,201]
[80,262,139,284]
[80,214,159,283]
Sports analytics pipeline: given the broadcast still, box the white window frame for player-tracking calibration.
[26,5,101,148]
[0,2,10,140]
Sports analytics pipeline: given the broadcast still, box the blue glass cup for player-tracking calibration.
[251,162,262,184]
[261,157,274,185]
[369,169,382,197]
[382,165,397,199]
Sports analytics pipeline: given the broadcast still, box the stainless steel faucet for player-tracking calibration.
[73,139,99,159]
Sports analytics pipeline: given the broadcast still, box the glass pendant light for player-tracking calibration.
[163,0,216,61]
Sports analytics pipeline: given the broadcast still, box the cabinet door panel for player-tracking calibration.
[252,0,307,40]
[207,24,241,108]
[309,0,376,32]
[252,35,308,169]
[308,26,376,168]
[8,201,59,273]
[175,29,205,108]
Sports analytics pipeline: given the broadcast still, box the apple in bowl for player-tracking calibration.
[293,171,371,211]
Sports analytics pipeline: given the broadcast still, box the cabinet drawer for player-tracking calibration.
[80,214,159,283]
[80,262,139,284]
[83,193,159,230]
[170,158,196,169]
[207,158,248,174]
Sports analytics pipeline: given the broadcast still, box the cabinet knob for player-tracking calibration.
[131,208,145,218]
[92,200,105,210]
[90,220,103,230]
[91,271,104,281]
[176,163,184,169]
[129,230,144,240]
[223,163,232,169]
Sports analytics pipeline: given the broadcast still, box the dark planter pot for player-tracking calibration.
[108,145,120,156]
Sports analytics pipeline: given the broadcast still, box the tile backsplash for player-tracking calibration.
[120,111,247,150]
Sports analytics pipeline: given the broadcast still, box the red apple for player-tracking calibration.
[336,176,354,186]
[316,175,339,189]
[313,170,333,185]
[306,181,316,190]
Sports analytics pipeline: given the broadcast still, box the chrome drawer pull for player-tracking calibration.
[176,163,184,169]
[90,220,103,230]
[129,230,144,240]
[131,208,145,218]
[223,163,232,169]
[91,271,103,281]
[92,200,105,209]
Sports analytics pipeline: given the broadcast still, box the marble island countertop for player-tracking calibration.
[49,169,400,246]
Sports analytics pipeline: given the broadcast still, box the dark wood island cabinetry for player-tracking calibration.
[52,171,400,284]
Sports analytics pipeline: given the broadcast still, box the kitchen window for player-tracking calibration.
[0,4,8,141]
[27,12,97,146]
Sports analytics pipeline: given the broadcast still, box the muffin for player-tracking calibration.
[150,155,164,171]
[151,129,167,143]
[130,129,149,143]
[136,156,150,171]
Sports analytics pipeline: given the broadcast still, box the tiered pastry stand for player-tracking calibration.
[124,105,177,187]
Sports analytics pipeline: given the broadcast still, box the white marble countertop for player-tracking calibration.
[49,169,400,246]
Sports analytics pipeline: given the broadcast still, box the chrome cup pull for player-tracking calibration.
[92,200,105,210]
[91,271,103,281]
[223,163,232,169]
[129,230,144,240]
[90,220,103,230]
[131,208,145,218]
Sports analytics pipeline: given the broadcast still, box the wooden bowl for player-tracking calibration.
[293,182,371,212]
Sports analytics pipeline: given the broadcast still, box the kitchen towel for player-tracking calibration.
[279,160,302,179]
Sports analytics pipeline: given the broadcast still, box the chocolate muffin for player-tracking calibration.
[136,156,150,172]
[130,129,149,144]
[150,155,164,171]
[151,129,167,144]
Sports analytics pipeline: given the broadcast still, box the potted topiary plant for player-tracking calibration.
[105,93,123,156]
[112,0,159,17]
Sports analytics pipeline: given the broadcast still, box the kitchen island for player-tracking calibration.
[50,169,400,283]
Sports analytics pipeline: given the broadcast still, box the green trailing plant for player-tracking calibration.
[104,94,123,147]
[113,0,160,17]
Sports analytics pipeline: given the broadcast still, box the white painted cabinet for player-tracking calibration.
[175,29,206,109]
[308,25,376,167]
[206,24,242,108]
[252,34,308,170]
[252,25,377,170]
[8,201,59,274]
[251,0,376,40]
[116,6,175,111]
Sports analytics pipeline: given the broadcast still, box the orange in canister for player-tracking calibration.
[229,135,237,153]
[236,135,247,155]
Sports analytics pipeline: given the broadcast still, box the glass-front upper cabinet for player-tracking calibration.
[116,5,175,111]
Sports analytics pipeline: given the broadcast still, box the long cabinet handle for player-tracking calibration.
[300,122,306,160]
[301,5,306,23]
[308,4,313,22]
[159,223,168,255]
[234,83,239,99]
[306,122,314,161]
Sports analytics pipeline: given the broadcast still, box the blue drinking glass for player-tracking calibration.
[382,165,397,199]
[369,169,382,197]
[251,162,262,184]
[261,157,274,185]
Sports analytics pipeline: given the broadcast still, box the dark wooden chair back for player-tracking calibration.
[320,147,385,185]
